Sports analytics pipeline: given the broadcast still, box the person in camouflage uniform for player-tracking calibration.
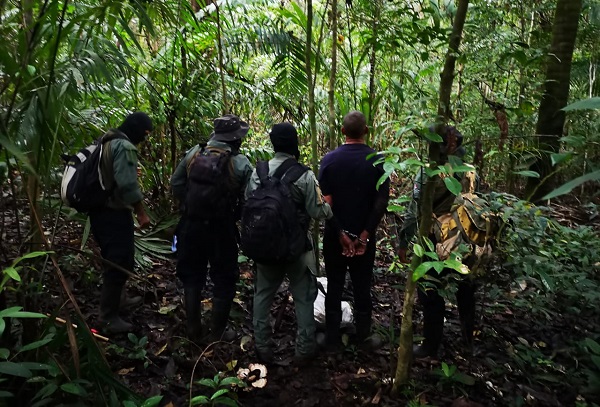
[398,125,478,358]
[171,114,253,343]
[245,123,333,366]
[92,112,153,334]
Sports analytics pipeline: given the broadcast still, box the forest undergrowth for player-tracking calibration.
[0,192,599,407]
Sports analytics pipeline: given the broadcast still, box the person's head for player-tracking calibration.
[210,114,249,148]
[269,122,299,159]
[341,111,368,140]
[118,112,153,145]
[428,125,465,160]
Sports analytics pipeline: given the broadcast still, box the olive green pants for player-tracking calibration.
[253,251,318,357]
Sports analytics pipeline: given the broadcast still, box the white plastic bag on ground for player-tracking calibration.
[313,277,353,326]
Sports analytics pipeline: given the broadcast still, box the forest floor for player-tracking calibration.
[2,199,600,407]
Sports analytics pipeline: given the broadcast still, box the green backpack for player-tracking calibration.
[432,171,502,275]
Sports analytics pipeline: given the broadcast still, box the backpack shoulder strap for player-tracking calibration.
[256,161,270,185]
[98,131,128,169]
[272,158,298,180]
[273,158,305,181]
[280,161,309,185]
[101,129,128,144]
[186,145,204,174]
[205,146,229,156]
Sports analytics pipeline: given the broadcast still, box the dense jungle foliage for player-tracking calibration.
[0,0,599,406]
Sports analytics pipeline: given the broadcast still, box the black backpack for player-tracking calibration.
[60,131,127,213]
[185,146,235,219]
[240,159,308,264]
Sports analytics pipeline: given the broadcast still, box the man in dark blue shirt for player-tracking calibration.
[318,111,390,351]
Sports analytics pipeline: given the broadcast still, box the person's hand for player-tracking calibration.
[355,231,370,256]
[340,231,355,257]
[136,211,151,229]
[398,247,410,263]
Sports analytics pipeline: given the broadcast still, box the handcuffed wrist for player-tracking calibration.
[341,229,358,239]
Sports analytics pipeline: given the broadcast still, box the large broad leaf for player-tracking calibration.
[562,97,600,111]
[18,335,54,353]
[542,170,600,200]
[0,362,33,378]
[210,389,230,400]
[585,338,600,355]
[60,382,88,397]
[413,261,442,281]
[551,152,572,166]
[422,131,443,143]
[140,395,163,407]
[3,267,20,282]
[0,307,46,319]
[190,395,209,405]
[13,251,52,265]
[513,170,540,178]
[443,176,462,196]
[0,134,36,175]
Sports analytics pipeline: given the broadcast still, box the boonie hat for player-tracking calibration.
[210,114,250,142]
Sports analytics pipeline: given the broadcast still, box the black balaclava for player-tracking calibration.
[428,125,465,160]
[118,112,153,145]
[228,139,242,154]
[270,123,300,159]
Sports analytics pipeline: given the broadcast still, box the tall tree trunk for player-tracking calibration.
[366,0,381,145]
[190,0,202,13]
[21,0,43,251]
[525,0,582,202]
[169,109,177,172]
[392,0,470,393]
[510,8,533,195]
[216,1,229,113]
[328,0,338,150]
[305,0,321,269]
[345,1,357,109]
[305,0,317,177]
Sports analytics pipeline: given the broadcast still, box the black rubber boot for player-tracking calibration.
[325,311,342,352]
[255,346,275,364]
[355,311,371,341]
[120,286,143,309]
[209,298,235,342]
[184,286,203,342]
[99,282,133,334]
[413,316,444,358]
[414,289,445,358]
[355,311,382,350]
[457,283,476,352]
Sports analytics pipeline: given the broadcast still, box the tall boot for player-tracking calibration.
[355,311,382,350]
[120,286,143,309]
[184,286,203,342]
[209,298,235,342]
[419,310,444,356]
[355,311,371,342]
[99,282,133,334]
[325,311,342,352]
[414,290,445,358]
[457,283,476,352]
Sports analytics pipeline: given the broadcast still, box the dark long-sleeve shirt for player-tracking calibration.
[99,130,143,210]
[318,143,390,236]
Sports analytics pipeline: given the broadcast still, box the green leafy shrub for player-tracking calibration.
[1,252,148,406]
